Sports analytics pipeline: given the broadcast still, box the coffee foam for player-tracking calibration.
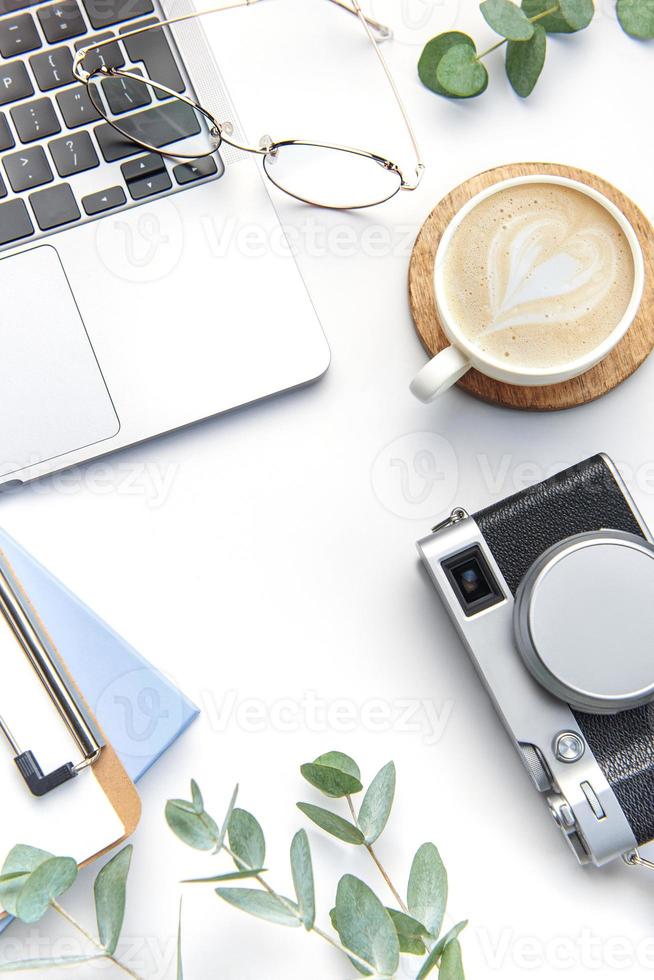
[442,183,635,370]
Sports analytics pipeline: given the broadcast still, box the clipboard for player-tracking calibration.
[0,545,141,921]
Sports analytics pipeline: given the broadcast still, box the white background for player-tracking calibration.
[2,1,654,977]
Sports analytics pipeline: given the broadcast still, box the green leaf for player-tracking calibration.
[481,0,534,39]
[290,830,315,930]
[300,763,362,799]
[521,0,593,31]
[216,888,300,927]
[416,921,468,978]
[296,803,364,845]
[407,843,448,938]
[165,799,220,851]
[506,23,547,96]
[358,761,395,845]
[617,0,654,37]
[439,938,465,979]
[313,752,361,781]
[0,846,53,917]
[0,955,104,972]
[228,808,265,871]
[418,32,477,97]
[93,845,132,955]
[15,857,78,924]
[334,875,399,976]
[214,784,239,853]
[190,780,203,814]
[182,868,267,884]
[436,44,489,98]
[386,908,427,955]
[176,898,184,980]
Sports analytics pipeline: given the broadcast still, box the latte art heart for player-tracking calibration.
[443,183,635,370]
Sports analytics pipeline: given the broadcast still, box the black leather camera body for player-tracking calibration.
[418,454,654,867]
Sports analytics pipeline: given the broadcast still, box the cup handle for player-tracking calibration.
[410,346,471,402]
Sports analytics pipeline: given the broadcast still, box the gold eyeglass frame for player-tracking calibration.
[72,0,425,209]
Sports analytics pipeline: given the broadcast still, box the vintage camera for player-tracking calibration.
[417,454,654,867]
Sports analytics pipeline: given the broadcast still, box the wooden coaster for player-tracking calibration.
[409,162,654,411]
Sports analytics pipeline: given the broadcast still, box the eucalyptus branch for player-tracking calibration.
[51,902,144,980]
[344,794,408,916]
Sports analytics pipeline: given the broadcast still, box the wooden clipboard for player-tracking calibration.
[0,546,141,921]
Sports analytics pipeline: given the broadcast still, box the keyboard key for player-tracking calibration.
[49,130,99,175]
[102,68,151,114]
[0,173,5,198]
[173,155,219,185]
[0,113,15,152]
[94,100,200,161]
[0,61,34,107]
[0,14,41,58]
[4,145,53,191]
[56,84,101,127]
[82,0,153,30]
[11,97,60,142]
[30,47,75,91]
[29,182,79,229]
[82,183,125,214]
[120,18,184,95]
[74,32,124,73]
[127,167,170,199]
[0,198,33,244]
[38,0,86,42]
[121,150,162,181]
[0,0,35,13]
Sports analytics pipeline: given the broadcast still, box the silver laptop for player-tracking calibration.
[0,0,330,487]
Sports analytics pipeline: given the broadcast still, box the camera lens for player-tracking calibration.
[442,548,503,616]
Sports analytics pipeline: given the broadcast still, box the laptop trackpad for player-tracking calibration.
[0,245,119,478]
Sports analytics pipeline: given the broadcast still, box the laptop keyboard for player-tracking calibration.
[0,0,223,250]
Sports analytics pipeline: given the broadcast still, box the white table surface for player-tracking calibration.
[2,2,654,977]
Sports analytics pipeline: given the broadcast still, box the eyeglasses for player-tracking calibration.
[72,0,425,210]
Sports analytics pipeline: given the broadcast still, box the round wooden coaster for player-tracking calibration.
[409,162,654,411]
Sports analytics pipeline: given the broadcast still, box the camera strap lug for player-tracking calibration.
[432,508,469,534]
[623,849,654,873]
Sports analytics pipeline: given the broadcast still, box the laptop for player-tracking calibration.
[0,0,330,487]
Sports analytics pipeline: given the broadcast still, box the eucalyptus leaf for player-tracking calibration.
[182,868,267,884]
[228,808,265,870]
[418,32,477,97]
[617,0,654,38]
[521,0,592,32]
[358,762,395,845]
[416,921,468,978]
[506,23,547,96]
[290,830,315,929]
[439,938,465,979]
[481,0,534,39]
[300,763,363,799]
[407,843,448,938]
[216,888,300,927]
[165,799,219,851]
[0,846,53,918]
[0,955,104,972]
[214,784,239,853]
[313,752,361,781]
[93,845,132,954]
[436,44,489,98]
[334,875,399,976]
[386,908,427,955]
[190,780,203,814]
[177,898,184,980]
[15,857,78,924]
[296,803,364,845]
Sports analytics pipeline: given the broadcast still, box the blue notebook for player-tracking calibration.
[0,528,198,932]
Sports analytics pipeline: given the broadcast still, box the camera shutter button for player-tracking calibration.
[514,531,654,714]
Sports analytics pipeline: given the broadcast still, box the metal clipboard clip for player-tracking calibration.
[0,558,103,797]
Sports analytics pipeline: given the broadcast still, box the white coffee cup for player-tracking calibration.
[410,175,645,402]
